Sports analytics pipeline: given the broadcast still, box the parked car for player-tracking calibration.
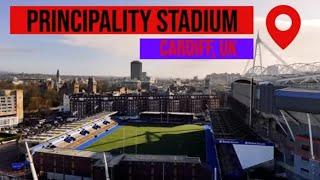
[103,120,110,125]
[92,124,101,130]
[64,135,76,143]
[80,129,90,136]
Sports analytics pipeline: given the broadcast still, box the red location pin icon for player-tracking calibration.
[266,5,301,49]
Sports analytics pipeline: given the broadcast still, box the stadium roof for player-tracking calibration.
[276,88,320,99]
[275,88,320,113]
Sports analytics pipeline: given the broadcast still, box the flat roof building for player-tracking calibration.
[131,61,142,80]
[0,89,23,130]
[33,148,212,180]
[69,94,220,118]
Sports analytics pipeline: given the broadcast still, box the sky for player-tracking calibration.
[1,0,320,78]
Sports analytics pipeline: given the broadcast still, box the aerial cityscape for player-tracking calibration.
[1,1,320,180]
[1,35,320,179]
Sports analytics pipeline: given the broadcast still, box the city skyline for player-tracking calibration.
[1,0,320,78]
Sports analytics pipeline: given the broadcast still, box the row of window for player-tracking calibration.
[0,117,18,126]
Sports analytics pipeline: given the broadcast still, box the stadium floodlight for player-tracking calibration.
[25,141,38,180]
[307,113,315,160]
[214,167,217,180]
[103,152,110,180]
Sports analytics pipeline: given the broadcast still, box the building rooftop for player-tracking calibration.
[121,154,201,163]
[37,148,99,158]
[95,154,201,168]
[0,89,22,96]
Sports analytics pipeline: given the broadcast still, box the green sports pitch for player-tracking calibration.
[86,124,206,160]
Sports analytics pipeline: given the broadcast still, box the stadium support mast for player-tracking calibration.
[103,152,111,180]
[307,113,315,160]
[243,32,291,75]
[243,32,262,75]
[25,142,38,180]
[258,36,288,66]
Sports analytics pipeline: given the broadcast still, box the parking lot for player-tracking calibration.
[0,141,26,177]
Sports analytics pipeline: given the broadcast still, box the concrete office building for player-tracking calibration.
[131,61,142,80]
[55,69,63,91]
[0,89,23,130]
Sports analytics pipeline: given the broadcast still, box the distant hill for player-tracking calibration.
[0,70,10,74]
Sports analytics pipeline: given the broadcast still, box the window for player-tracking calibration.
[301,168,309,173]
[301,145,310,151]
[256,89,260,100]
